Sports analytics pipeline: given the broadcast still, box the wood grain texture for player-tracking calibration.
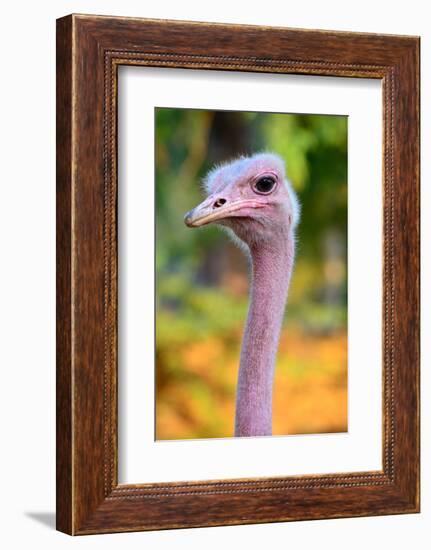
[56,14,420,535]
[56,16,73,535]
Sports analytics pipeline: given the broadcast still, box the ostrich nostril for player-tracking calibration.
[213,198,227,208]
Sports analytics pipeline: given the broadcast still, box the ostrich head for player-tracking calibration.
[184,153,299,249]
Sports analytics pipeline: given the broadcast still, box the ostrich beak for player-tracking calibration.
[184,195,264,228]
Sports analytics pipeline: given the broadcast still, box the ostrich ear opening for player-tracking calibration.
[285,178,301,228]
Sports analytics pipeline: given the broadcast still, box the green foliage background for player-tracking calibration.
[155,108,348,439]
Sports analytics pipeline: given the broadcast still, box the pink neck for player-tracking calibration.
[234,233,294,437]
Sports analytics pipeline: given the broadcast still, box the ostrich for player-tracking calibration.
[184,153,300,437]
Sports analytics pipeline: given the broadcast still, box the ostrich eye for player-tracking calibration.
[254,176,276,194]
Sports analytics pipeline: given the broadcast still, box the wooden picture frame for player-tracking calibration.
[56,14,420,535]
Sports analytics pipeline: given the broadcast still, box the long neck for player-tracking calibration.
[235,232,294,437]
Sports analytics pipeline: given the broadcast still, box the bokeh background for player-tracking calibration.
[155,107,348,440]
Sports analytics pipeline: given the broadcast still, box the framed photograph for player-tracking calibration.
[56,14,420,534]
